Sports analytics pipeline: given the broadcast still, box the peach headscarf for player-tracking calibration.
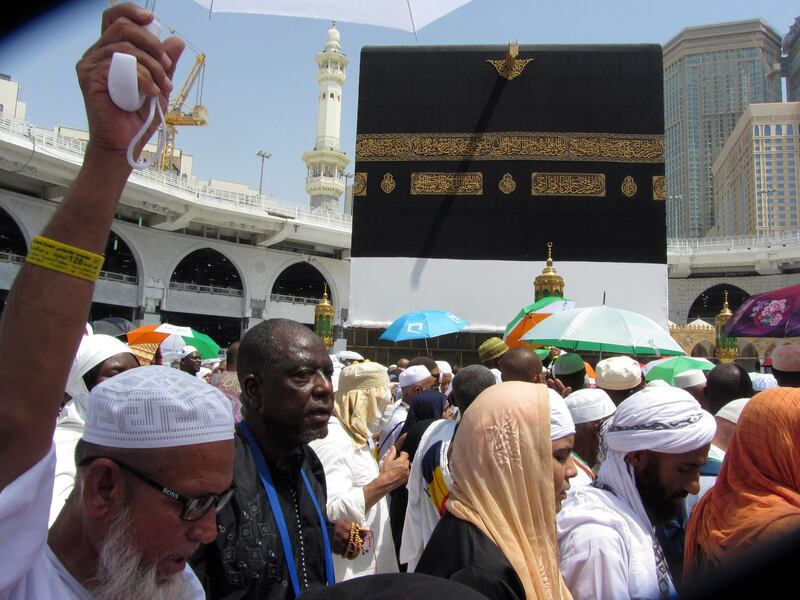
[334,362,393,447]
[446,381,572,600]
[684,387,800,578]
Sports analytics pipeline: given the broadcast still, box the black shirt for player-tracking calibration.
[190,429,333,599]
[415,512,525,600]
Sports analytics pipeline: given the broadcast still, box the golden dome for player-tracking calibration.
[534,242,565,301]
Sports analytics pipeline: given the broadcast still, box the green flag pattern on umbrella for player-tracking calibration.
[643,356,714,386]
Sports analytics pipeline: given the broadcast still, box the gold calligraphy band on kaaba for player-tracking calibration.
[356,132,665,164]
[410,172,483,195]
[531,173,606,197]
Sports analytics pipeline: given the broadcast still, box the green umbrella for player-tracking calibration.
[643,356,714,386]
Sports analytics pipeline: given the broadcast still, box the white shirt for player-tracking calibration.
[309,416,398,581]
[400,419,456,572]
[50,418,83,526]
[557,484,666,600]
[377,402,408,459]
[0,446,205,599]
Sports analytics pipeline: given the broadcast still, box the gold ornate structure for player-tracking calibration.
[621,175,638,197]
[314,285,335,349]
[380,173,396,193]
[499,173,516,194]
[355,132,665,163]
[715,290,739,363]
[353,172,367,196]
[532,172,606,197]
[652,176,667,201]
[534,242,565,301]
[410,172,483,195]
[486,42,534,80]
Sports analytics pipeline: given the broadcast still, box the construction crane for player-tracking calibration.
[157,41,208,172]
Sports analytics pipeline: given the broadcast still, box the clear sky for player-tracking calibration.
[1,1,796,207]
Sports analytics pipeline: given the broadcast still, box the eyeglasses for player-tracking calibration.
[78,456,236,522]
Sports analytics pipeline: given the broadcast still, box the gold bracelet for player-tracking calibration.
[26,235,104,282]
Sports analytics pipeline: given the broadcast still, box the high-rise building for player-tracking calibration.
[0,74,26,120]
[664,20,782,238]
[712,102,800,236]
[785,17,800,102]
[302,24,350,212]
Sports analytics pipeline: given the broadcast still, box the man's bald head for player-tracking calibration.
[705,363,754,414]
[498,347,544,384]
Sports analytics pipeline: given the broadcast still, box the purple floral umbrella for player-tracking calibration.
[723,283,800,338]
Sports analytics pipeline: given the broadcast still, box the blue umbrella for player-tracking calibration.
[380,310,469,342]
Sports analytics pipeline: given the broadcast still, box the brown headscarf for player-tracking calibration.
[684,387,800,579]
[446,381,572,600]
[334,362,393,447]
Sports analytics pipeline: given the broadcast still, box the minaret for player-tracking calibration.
[302,23,350,212]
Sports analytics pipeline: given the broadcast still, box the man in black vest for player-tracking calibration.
[192,319,356,598]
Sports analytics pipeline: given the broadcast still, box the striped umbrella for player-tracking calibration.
[504,297,575,348]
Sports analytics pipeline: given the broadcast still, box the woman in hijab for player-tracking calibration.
[415,381,577,600]
[684,387,800,581]
[309,362,410,581]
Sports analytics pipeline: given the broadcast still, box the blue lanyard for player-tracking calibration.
[239,421,335,597]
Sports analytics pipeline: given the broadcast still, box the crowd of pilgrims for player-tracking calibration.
[1,4,799,599]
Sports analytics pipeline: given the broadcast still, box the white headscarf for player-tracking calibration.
[62,334,135,426]
[548,388,576,441]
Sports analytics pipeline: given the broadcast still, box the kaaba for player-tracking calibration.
[349,44,667,331]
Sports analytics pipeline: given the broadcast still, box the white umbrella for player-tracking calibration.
[521,305,685,357]
[193,0,475,35]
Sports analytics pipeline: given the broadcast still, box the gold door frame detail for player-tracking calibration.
[381,173,396,194]
[356,131,664,163]
[531,172,606,197]
[486,58,534,80]
[621,175,638,197]
[410,172,483,195]
[353,172,367,196]
[652,175,667,201]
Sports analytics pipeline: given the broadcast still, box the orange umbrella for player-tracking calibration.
[504,298,576,348]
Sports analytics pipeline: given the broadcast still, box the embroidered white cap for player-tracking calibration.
[595,356,642,390]
[564,388,616,424]
[674,369,707,389]
[83,366,234,449]
[399,365,432,388]
[715,398,750,425]
[180,345,199,359]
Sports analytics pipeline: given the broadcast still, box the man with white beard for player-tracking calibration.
[0,4,236,599]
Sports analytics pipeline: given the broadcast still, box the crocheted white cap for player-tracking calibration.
[83,366,234,448]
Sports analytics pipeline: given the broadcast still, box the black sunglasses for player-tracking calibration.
[78,456,236,522]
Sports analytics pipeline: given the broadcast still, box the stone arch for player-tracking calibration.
[0,205,30,254]
[270,259,332,305]
[169,246,244,295]
[691,340,715,357]
[102,228,140,280]
[687,284,750,322]
[737,342,760,371]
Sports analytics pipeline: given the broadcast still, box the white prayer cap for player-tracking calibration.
[336,350,364,362]
[749,372,778,391]
[83,366,234,449]
[197,367,212,379]
[399,365,432,388]
[181,345,199,359]
[564,388,616,425]
[435,360,453,374]
[772,344,800,371]
[66,334,135,400]
[674,369,706,389]
[549,388,576,440]
[716,398,750,425]
[605,386,715,454]
[595,356,642,390]
[646,379,671,388]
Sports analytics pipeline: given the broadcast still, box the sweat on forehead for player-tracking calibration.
[238,318,327,375]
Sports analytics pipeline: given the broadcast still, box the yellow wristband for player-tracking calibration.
[26,235,104,282]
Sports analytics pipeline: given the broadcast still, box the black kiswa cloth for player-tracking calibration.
[352,44,665,264]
